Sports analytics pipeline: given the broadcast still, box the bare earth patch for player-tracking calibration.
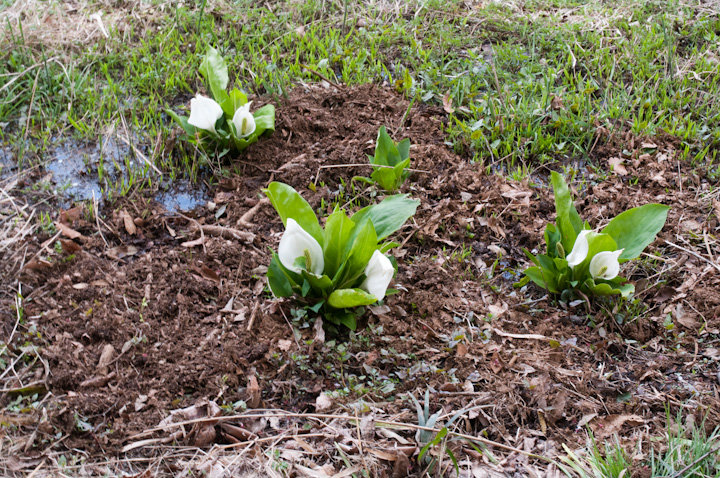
[1,84,719,476]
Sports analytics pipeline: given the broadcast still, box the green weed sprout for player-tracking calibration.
[264,182,418,330]
[167,46,275,156]
[515,172,669,300]
[354,126,411,192]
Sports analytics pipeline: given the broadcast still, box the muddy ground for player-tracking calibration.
[2,84,719,476]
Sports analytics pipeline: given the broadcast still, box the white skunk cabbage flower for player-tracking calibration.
[566,230,591,267]
[232,102,256,138]
[360,250,394,301]
[188,94,223,134]
[589,249,624,280]
[278,218,324,275]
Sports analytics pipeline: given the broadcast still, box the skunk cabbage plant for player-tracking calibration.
[355,126,412,192]
[515,172,669,300]
[264,182,419,330]
[167,47,275,156]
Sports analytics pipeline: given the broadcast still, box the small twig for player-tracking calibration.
[668,444,720,478]
[300,63,342,88]
[23,68,41,141]
[664,240,720,273]
[92,191,109,247]
[246,301,260,332]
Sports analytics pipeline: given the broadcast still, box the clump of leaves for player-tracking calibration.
[264,182,418,330]
[354,126,411,192]
[167,46,275,157]
[515,172,669,300]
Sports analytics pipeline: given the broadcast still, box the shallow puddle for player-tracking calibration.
[153,181,208,213]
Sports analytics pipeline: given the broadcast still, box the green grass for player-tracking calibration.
[560,410,720,478]
[1,0,719,195]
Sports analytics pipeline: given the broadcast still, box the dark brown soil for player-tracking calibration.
[2,84,719,474]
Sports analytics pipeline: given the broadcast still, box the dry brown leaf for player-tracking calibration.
[199,265,220,283]
[60,238,82,254]
[442,92,454,113]
[713,199,720,219]
[106,245,138,260]
[489,351,503,374]
[315,392,333,411]
[608,157,628,175]
[392,451,410,478]
[54,221,83,240]
[60,205,85,223]
[121,210,137,235]
[97,344,115,373]
[247,375,261,409]
[591,414,644,438]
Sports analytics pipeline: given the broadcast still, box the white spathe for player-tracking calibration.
[232,102,256,138]
[360,250,394,301]
[589,249,624,280]
[188,94,223,134]
[566,229,591,267]
[278,218,324,275]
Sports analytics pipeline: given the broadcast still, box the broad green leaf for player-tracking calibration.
[324,310,358,330]
[301,271,334,297]
[165,110,197,137]
[351,194,419,240]
[267,254,295,297]
[572,232,617,281]
[551,171,583,240]
[543,223,561,258]
[523,266,560,293]
[583,278,635,298]
[199,46,229,105]
[523,248,540,266]
[396,138,411,164]
[371,167,399,192]
[327,288,378,308]
[557,216,578,252]
[601,204,670,261]
[253,104,276,137]
[323,210,355,279]
[263,182,323,246]
[394,157,411,182]
[231,133,257,152]
[373,126,395,166]
[338,219,377,287]
[220,88,248,117]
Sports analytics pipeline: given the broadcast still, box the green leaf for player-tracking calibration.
[267,253,295,297]
[323,210,356,280]
[543,223,562,258]
[338,219,378,287]
[263,182,323,246]
[394,157,411,181]
[550,172,583,246]
[199,46,229,105]
[231,133,257,152]
[601,204,670,261]
[301,271,334,297]
[583,278,635,297]
[220,88,248,117]
[327,288,378,308]
[324,310,358,330]
[396,138,411,164]
[523,266,560,293]
[371,167,399,192]
[253,104,276,137]
[373,126,394,166]
[351,194,419,240]
[165,109,197,137]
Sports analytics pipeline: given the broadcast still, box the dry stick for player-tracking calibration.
[246,301,260,332]
[117,120,163,176]
[668,444,720,478]
[126,411,554,463]
[0,56,59,94]
[300,63,342,88]
[664,240,720,273]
